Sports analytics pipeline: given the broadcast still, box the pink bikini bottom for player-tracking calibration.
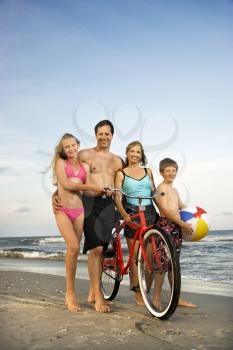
[59,207,84,222]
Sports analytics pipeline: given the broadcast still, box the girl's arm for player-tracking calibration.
[81,162,98,196]
[114,171,131,222]
[55,159,102,194]
[147,168,157,206]
[147,168,156,191]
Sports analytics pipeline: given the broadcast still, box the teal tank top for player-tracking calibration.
[122,169,153,206]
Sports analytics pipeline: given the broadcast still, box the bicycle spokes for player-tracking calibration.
[101,236,121,300]
[138,228,181,319]
[149,235,171,272]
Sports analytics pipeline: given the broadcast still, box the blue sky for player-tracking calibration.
[0,0,232,236]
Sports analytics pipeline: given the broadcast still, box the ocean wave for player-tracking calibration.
[182,274,233,285]
[182,237,233,245]
[202,237,233,242]
[36,237,65,245]
[17,236,65,245]
[0,249,65,260]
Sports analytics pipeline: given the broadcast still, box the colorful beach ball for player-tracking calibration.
[179,205,209,242]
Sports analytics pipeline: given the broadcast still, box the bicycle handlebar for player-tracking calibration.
[104,187,165,200]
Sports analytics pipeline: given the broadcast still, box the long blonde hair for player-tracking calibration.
[49,133,80,184]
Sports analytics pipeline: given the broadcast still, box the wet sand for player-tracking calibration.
[0,270,232,349]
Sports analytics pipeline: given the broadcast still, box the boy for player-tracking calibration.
[155,157,196,308]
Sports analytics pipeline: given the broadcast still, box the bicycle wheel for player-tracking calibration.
[101,235,121,300]
[138,227,181,319]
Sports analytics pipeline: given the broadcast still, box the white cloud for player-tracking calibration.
[222,212,233,216]
[14,206,31,213]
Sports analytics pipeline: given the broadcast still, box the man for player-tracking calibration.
[79,120,123,312]
[54,120,123,312]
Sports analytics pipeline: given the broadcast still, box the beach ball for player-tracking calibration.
[179,205,209,242]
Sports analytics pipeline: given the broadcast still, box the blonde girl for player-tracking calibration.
[51,133,102,312]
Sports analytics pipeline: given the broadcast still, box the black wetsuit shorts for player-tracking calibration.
[83,196,117,253]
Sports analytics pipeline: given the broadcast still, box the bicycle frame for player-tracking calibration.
[102,187,165,279]
[101,188,180,319]
[113,205,158,277]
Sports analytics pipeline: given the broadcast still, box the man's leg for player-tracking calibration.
[87,246,110,312]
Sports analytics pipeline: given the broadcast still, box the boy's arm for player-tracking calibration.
[156,184,192,233]
[177,190,186,210]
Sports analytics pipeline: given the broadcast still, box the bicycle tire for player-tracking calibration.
[101,235,121,300]
[138,227,181,319]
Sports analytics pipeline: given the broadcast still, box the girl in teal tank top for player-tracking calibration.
[122,168,153,206]
[114,141,159,306]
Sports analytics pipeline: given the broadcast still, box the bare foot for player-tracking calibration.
[94,298,111,313]
[135,292,144,306]
[87,290,112,304]
[152,299,162,310]
[87,297,95,304]
[87,288,95,304]
[87,298,95,304]
[178,299,197,308]
[87,297,112,305]
[65,293,82,312]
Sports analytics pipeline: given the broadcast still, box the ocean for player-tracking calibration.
[0,230,233,297]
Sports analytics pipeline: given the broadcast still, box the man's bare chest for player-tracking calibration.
[89,157,115,175]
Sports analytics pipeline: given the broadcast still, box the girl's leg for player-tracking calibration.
[126,237,144,306]
[55,212,82,312]
[72,213,85,303]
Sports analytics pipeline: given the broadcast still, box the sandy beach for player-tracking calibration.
[0,270,232,350]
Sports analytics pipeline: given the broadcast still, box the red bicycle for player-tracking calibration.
[101,188,181,319]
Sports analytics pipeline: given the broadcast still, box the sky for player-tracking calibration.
[0,0,232,236]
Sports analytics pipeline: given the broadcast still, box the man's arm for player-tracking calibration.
[78,149,90,164]
[52,189,61,214]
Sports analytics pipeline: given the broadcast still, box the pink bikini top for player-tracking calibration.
[65,160,86,183]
